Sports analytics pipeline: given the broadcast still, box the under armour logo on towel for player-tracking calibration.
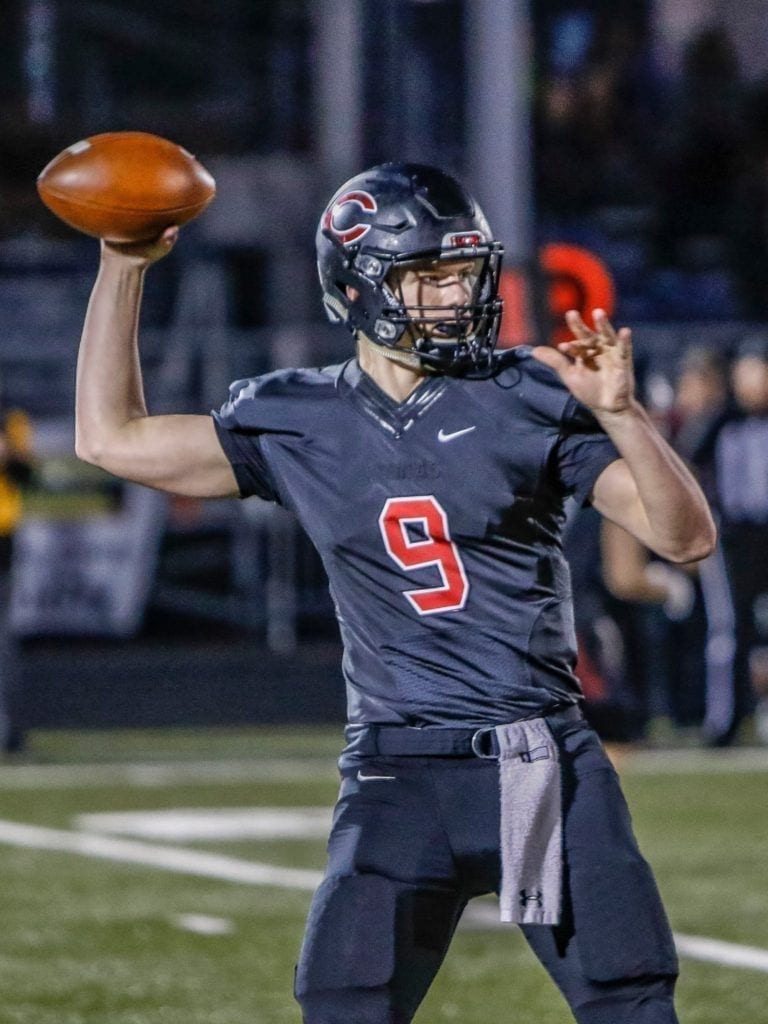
[519,889,544,908]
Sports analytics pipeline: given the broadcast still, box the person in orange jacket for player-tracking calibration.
[0,407,34,754]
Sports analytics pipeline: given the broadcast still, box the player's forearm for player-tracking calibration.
[594,400,716,563]
[75,253,149,465]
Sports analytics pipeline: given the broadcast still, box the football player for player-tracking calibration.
[75,163,715,1023]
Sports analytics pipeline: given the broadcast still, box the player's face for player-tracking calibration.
[732,355,768,413]
[388,258,482,339]
[675,367,725,417]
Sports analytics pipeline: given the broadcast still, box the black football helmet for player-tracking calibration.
[316,162,504,373]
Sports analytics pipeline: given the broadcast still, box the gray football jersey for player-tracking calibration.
[213,347,619,726]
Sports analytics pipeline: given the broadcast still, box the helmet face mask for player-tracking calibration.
[380,252,501,371]
[316,163,504,373]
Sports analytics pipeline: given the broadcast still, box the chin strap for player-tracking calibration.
[356,332,428,372]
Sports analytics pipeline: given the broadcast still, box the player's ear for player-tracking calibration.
[346,286,359,301]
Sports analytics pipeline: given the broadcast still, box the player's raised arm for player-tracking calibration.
[532,308,716,563]
[75,230,238,497]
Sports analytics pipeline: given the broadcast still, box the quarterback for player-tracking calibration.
[76,163,715,1023]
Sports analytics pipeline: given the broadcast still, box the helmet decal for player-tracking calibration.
[323,190,378,246]
[442,230,486,248]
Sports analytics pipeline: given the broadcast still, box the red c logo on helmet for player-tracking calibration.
[323,190,378,246]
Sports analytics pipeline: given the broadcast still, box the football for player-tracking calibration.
[36,131,216,242]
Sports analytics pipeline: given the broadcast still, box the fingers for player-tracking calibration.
[558,337,601,359]
[591,308,616,340]
[566,307,613,341]
[564,309,593,340]
[101,225,180,264]
[564,308,631,354]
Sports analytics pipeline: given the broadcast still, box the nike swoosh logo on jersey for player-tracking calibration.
[437,426,477,442]
[357,771,397,782]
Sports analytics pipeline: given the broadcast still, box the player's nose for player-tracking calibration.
[438,277,471,305]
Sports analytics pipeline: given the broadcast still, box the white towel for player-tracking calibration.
[495,718,562,925]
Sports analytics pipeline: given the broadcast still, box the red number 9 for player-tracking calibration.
[378,495,469,615]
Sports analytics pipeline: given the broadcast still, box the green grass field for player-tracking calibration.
[0,727,765,1024]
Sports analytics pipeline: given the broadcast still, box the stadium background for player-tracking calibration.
[1,0,766,735]
[0,3,767,1022]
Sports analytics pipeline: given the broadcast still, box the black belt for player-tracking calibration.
[344,704,584,759]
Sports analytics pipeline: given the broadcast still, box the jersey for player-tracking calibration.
[212,347,619,727]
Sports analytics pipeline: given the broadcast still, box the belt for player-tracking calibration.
[344,704,584,758]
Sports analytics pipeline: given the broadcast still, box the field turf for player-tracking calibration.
[0,727,765,1023]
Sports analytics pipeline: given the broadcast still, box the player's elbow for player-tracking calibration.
[75,430,111,470]
[74,436,98,466]
[667,539,716,565]
[664,519,717,564]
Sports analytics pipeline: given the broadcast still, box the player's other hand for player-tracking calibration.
[531,308,636,416]
[101,225,179,267]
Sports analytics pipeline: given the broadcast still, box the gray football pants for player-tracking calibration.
[295,718,679,1024]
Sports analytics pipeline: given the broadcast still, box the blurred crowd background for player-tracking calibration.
[1,0,768,753]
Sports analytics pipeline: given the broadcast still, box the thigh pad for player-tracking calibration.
[295,874,397,996]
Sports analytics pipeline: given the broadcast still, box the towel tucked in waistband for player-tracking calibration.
[495,717,562,925]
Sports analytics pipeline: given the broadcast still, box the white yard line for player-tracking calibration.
[673,934,768,972]
[461,901,768,973]
[0,746,765,790]
[621,747,768,775]
[0,758,336,790]
[75,807,333,840]
[0,816,765,974]
[0,818,322,889]
[173,913,236,936]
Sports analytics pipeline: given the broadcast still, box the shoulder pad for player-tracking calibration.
[215,365,338,432]
[491,346,572,425]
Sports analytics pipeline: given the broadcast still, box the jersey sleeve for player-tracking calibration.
[211,373,291,503]
[211,364,343,505]
[506,351,620,505]
[212,417,280,502]
[552,397,620,506]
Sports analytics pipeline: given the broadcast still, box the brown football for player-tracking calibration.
[37,131,216,242]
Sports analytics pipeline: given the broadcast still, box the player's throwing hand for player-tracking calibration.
[532,308,635,416]
[100,225,179,268]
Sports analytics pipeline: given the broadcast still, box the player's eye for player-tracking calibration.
[417,269,472,285]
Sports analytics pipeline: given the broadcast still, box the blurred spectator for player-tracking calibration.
[601,518,701,736]
[671,345,730,501]
[564,505,648,747]
[665,345,734,744]
[565,500,701,750]
[570,347,731,746]
[0,406,34,755]
[706,335,768,744]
